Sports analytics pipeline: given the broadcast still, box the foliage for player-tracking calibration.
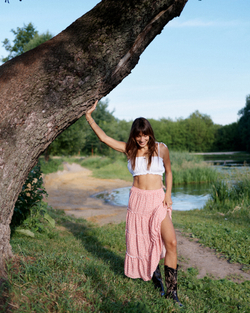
[11,162,47,230]
[49,100,131,156]
[49,102,227,157]
[45,93,250,156]
[12,160,57,237]
[1,22,37,62]
[149,111,219,152]
[49,104,243,157]
[238,94,250,152]
[1,22,53,63]
[213,122,240,151]
[213,94,250,152]
[48,117,87,156]
[39,157,64,174]
[15,201,56,238]
[11,159,61,236]
[2,208,249,312]
[184,111,217,151]
[23,31,53,52]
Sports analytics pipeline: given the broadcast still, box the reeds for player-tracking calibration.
[170,151,217,185]
[206,168,250,213]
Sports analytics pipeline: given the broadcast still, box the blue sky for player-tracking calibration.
[1,0,249,125]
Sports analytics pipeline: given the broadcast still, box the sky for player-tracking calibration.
[0,0,250,126]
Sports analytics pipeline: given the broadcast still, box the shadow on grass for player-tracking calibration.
[0,278,11,313]
[63,220,125,276]
[62,219,157,312]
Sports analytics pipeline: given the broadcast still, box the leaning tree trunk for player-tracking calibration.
[0,0,188,275]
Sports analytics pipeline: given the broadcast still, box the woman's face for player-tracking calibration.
[135,132,149,148]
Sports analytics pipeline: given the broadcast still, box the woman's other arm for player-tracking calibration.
[161,144,173,207]
[86,100,126,153]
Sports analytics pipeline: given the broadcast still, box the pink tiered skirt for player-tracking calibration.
[124,186,172,281]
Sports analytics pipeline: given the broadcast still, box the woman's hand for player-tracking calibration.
[86,99,98,119]
[163,194,173,208]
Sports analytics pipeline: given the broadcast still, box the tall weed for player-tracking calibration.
[207,168,250,213]
[170,151,217,185]
[11,162,47,229]
[12,161,56,237]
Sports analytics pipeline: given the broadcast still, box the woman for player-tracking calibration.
[86,100,182,306]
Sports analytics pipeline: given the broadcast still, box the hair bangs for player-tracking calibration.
[126,117,157,170]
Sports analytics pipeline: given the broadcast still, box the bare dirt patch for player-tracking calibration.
[44,163,250,282]
[44,162,130,225]
[176,230,250,282]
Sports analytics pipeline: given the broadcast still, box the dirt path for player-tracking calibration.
[44,163,250,282]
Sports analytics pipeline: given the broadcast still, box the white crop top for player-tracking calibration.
[127,142,166,177]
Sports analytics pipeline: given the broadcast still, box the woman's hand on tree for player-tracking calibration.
[86,99,98,117]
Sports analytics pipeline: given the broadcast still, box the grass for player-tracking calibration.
[10,154,247,311]
[1,208,249,312]
[78,155,133,182]
[39,157,64,174]
[174,168,250,266]
[174,209,250,266]
[170,151,218,185]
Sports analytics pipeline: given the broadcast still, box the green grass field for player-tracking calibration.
[1,208,249,312]
[2,154,249,312]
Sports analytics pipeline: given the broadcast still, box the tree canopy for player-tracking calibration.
[1,22,53,62]
[238,95,250,151]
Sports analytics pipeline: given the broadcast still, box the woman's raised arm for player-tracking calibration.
[85,100,126,153]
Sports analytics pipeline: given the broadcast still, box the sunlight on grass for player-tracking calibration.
[2,208,249,312]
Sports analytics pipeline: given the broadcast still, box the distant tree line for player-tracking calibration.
[2,23,249,154]
[48,95,250,155]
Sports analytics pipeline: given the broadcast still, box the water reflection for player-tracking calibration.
[94,183,211,211]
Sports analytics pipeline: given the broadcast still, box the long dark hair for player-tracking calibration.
[126,117,156,170]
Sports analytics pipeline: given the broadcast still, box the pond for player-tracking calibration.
[94,183,211,211]
[93,163,250,211]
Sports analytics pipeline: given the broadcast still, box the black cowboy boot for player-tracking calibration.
[164,265,183,307]
[152,264,165,297]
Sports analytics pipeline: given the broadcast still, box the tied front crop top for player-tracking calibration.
[127,142,167,177]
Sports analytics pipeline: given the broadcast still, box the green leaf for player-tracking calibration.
[44,213,55,228]
[16,229,35,238]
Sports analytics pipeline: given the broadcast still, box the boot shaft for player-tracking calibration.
[164,265,183,307]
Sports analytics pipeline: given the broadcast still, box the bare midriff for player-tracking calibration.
[132,174,163,190]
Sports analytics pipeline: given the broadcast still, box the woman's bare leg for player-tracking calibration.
[161,214,177,269]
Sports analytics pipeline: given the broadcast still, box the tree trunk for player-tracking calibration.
[0,0,188,275]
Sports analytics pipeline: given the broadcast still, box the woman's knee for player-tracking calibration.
[165,238,177,251]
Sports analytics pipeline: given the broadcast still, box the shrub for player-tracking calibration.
[11,161,47,230]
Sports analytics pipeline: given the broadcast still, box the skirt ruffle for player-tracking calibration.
[124,186,171,281]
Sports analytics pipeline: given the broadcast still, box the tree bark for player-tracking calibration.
[0,0,188,275]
